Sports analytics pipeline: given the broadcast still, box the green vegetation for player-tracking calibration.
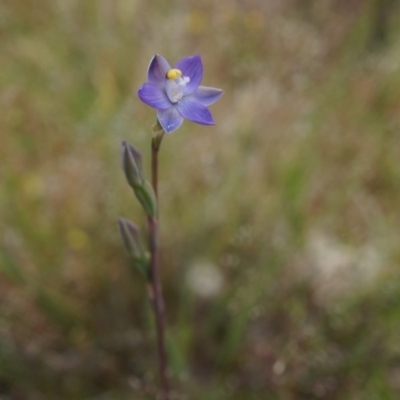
[1,1,400,398]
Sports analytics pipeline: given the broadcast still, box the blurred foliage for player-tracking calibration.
[1,0,400,399]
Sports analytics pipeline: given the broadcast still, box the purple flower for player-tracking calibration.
[138,54,223,133]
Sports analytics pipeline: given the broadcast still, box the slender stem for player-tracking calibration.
[148,128,169,400]
[151,129,164,201]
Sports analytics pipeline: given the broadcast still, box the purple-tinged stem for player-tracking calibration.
[148,129,169,400]
[151,128,164,199]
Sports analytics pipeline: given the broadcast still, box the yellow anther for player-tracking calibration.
[166,69,182,80]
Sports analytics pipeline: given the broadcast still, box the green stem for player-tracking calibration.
[151,126,164,202]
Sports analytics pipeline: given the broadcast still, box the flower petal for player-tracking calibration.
[177,97,214,125]
[138,82,171,110]
[157,107,184,133]
[175,54,203,95]
[148,54,170,86]
[192,86,224,106]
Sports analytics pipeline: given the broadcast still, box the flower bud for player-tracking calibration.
[121,141,143,189]
[120,141,157,216]
[118,218,149,279]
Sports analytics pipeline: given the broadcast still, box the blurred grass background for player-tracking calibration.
[1,0,400,398]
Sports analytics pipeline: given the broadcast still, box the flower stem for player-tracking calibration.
[148,127,169,399]
[151,125,164,198]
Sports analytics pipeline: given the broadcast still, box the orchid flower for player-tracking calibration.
[138,54,223,133]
